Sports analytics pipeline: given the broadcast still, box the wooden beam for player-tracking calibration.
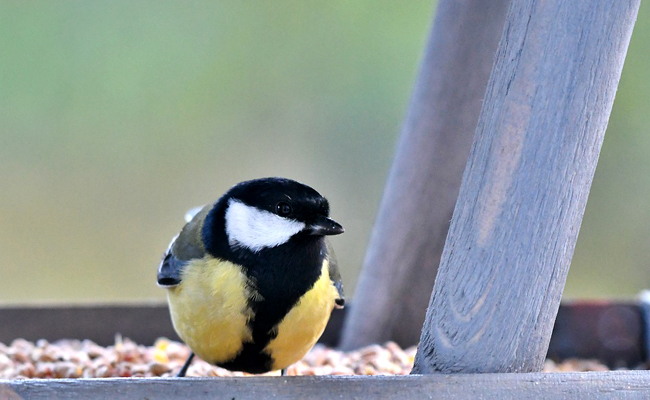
[548,302,646,367]
[3,372,650,400]
[413,0,641,374]
[0,303,345,347]
[0,303,180,346]
[340,0,510,351]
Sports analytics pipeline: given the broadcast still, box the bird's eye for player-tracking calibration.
[276,202,292,217]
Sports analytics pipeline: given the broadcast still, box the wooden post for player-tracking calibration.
[340,0,510,350]
[412,0,640,374]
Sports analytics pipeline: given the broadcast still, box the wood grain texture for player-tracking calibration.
[3,372,650,400]
[339,0,510,350]
[412,0,641,374]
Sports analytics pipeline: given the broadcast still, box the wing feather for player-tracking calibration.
[325,239,345,308]
[156,204,213,288]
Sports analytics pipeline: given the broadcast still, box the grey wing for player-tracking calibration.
[325,239,345,308]
[157,204,212,288]
[157,234,186,287]
[157,255,185,287]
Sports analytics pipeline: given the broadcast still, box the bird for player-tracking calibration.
[157,177,345,377]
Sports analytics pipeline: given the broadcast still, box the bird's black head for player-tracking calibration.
[203,177,343,257]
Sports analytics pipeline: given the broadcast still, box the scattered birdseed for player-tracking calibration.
[0,337,628,379]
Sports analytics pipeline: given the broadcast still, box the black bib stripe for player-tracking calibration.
[204,207,326,372]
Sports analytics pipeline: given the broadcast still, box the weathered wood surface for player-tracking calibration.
[413,0,641,374]
[3,372,650,400]
[340,0,511,351]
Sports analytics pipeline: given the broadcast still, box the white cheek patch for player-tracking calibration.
[225,199,306,252]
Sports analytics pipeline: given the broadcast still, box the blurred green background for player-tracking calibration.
[0,1,648,303]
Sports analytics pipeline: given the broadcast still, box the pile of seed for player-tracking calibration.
[0,337,618,379]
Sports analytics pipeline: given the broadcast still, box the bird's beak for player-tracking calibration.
[308,216,344,236]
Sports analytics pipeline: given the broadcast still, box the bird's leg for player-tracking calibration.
[281,368,287,376]
[176,352,195,377]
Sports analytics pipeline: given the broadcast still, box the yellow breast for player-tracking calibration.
[165,257,338,371]
[166,257,255,365]
[264,260,339,370]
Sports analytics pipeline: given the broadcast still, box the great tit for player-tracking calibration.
[157,177,345,376]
